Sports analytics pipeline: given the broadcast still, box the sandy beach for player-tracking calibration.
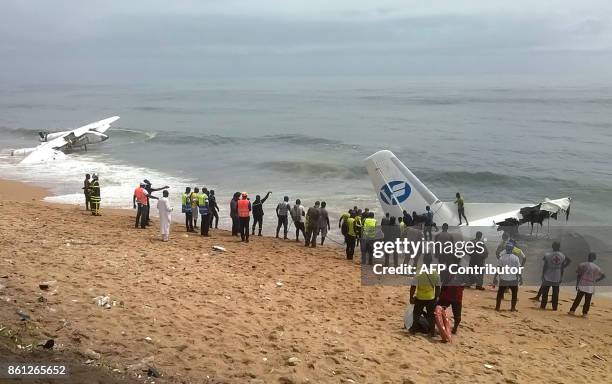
[0,178,611,384]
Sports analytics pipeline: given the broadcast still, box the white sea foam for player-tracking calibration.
[0,153,193,212]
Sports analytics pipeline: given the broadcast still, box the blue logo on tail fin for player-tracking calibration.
[380,181,411,205]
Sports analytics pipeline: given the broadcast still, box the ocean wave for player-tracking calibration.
[258,160,367,180]
[145,131,346,147]
[420,169,594,191]
[0,126,42,136]
[0,154,193,208]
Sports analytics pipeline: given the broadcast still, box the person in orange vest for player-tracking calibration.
[133,182,156,229]
[237,192,252,242]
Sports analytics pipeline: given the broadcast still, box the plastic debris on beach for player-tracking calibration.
[93,295,112,309]
[16,310,30,321]
[276,282,283,288]
[212,245,226,252]
[287,357,300,366]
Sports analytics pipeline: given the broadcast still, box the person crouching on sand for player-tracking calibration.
[409,253,440,338]
[157,190,173,241]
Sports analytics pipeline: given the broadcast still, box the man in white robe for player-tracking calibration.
[157,190,173,241]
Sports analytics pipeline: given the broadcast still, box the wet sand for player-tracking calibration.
[0,179,611,384]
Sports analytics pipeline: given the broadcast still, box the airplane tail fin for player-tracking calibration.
[364,150,442,219]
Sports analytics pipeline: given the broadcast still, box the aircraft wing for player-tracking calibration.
[15,116,120,164]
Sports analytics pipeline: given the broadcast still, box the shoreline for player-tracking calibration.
[1,178,611,383]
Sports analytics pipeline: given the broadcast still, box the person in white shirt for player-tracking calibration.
[494,243,522,312]
[569,252,606,317]
[276,196,291,239]
[291,199,306,242]
[540,242,571,310]
[157,190,173,242]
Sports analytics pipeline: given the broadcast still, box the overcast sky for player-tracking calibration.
[2,0,612,82]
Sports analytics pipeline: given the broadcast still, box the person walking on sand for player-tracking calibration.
[305,201,321,248]
[237,192,251,242]
[291,199,306,242]
[198,188,210,237]
[133,182,155,229]
[409,253,440,338]
[230,192,240,236]
[182,187,194,232]
[424,206,434,241]
[157,190,173,241]
[455,192,468,226]
[569,252,606,317]
[438,271,464,334]
[89,174,101,216]
[143,179,169,226]
[276,196,291,239]
[208,190,219,229]
[190,187,200,230]
[318,201,330,246]
[468,231,488,290]
[83,173,91,211]
[540,241,571,310]
[252,191,272,236]
[494,242,522,312]
[344,211,357,260]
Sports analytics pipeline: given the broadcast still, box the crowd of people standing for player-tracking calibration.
[83,175,607,329]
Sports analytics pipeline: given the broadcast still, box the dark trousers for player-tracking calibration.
[384,249,399,267]
[90,197,100,215]
[437,299,462,329]
[570,290,593,315]
[252,214,263,235]
[276,215,288,238]
[496,281,518,310]
[540,283,560,310]
[239,217,250,241]
[412,299,436,336]
[231,216,239,236]
[305,225,319,247]
[345,235,356,260]
[211,210,219,228]
[84,194,90,211]
[200,214,210,236]
[185,212,193,231]
[145,203,151,225]
[135,203,147,229]
[469,262,485,288]
[361,240,374,265]
[294,221,305,241]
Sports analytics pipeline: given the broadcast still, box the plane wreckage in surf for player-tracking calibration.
[10,116,120,164]
[365,150,572,231]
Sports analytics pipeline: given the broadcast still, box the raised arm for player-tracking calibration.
[261,191,272,204]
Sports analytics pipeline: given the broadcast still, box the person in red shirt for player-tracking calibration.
[437,271,464,334]
[237,192,252,242]
[133,183,150,229]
